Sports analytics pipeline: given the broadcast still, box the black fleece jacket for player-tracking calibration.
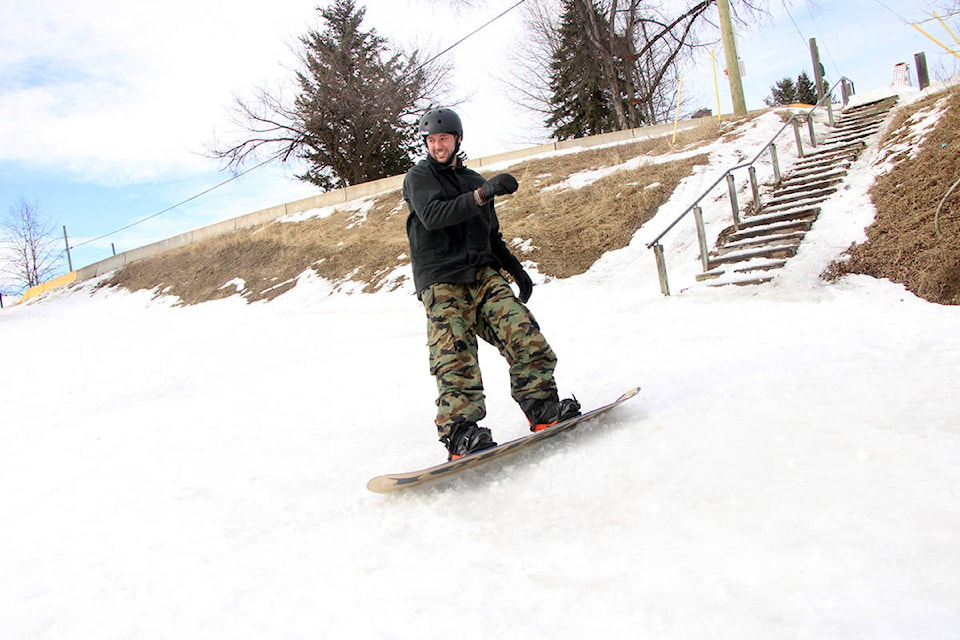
[403,155,522,298]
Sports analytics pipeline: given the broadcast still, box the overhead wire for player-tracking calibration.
[71,151,284,249]
[780,0,808,44]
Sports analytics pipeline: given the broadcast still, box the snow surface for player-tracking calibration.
[2,87,959,639]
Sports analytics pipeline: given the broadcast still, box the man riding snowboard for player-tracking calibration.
[403,107,580,461]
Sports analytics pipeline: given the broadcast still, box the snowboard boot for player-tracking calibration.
[443,422,497,461]
[521,396,581,432]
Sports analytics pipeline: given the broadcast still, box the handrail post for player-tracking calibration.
[653,243,670,296]
[769,143,781,183]
[807,116,817,148]
[748,166,760,211]
[792,118,805,158]
[841,79,854,106]
[693,206,710,272]
[725,173,741,228]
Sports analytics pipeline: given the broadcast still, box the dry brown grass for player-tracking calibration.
[826,84,960,305]
[496,154,708,277]
[106,122,717,304]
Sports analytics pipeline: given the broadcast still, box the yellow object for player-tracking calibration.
[16,271,77,304]
[911,22,960,60]
[673,75,684,143]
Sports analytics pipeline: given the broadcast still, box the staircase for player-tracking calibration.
[695,96,899,287]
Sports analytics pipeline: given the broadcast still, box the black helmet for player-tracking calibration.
[418,108,463,138]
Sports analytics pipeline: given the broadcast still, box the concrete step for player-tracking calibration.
[714,231,806,256]
[782,163,852,185]
[823,128,881,147]
[737,206,820,230]
[696,258,786,283]
[727,217,814,242]
[706,243,798,269]
[762,186,837,211]
[774,175,844,199]
[780,167,848,188]
[794,141,865,165]
[830,119,883,136]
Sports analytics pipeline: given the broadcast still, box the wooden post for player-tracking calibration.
[792,119,805,157]
[653,244,670,296]
[693,206,711,272]
[769,143,781,183]
[717,0,747,117]
[726,173,741,228]
[810,38,835,126]
[841,78,854,105]
[63,225,73,272]
[915,52,930,89]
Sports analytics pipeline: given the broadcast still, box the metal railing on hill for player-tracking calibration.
[646,76,856,295]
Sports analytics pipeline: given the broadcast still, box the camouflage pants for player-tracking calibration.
[422,267,559,439]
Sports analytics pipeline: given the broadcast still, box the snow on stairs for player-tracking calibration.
[696,96,898,288]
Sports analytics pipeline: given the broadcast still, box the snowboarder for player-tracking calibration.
[403,107,581,461]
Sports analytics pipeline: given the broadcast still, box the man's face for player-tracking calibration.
[426,132,459,164]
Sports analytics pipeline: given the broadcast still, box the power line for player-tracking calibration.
[869,0,910,22]
[70,151,283,249]
[423,0,527,67]
[780,0,807,44]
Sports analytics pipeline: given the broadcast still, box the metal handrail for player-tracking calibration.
[646,76,855,295]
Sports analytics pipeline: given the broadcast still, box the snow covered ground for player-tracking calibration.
[2,87,959,639]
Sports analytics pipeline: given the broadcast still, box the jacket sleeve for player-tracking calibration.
[404,165,480,231]
[489,209,524,273]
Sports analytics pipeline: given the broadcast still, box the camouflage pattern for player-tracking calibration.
[422,267,559,439]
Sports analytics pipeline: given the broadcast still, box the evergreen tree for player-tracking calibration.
[293,0,420,189]
[545,0,616,140]
[764,76,798,106]
[765,70,834,107]
[214,0,444,191]
[795,71,819,105]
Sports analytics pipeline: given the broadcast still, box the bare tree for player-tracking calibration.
[1,198,62,291]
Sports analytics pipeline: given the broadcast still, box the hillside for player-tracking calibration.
[103,123,718,304]
[101,84,960,306]
[3,85,960,640]
[827,83,960,303]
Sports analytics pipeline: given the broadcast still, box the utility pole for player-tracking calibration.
[63,225,73,272]
[717,0,747,117]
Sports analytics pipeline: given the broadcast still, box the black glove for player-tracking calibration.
[474,173,519,205]
[505,261,534,303]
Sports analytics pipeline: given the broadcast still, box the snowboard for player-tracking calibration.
[366,386,640,494]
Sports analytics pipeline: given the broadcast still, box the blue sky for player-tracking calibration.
[1,0,957,294]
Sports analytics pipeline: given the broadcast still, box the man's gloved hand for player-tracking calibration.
[474,173,519,206]
[505,262,534,303]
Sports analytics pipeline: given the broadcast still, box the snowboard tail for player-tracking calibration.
[367,386,640,494]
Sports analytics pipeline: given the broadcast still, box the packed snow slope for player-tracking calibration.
[3,88,959,639]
